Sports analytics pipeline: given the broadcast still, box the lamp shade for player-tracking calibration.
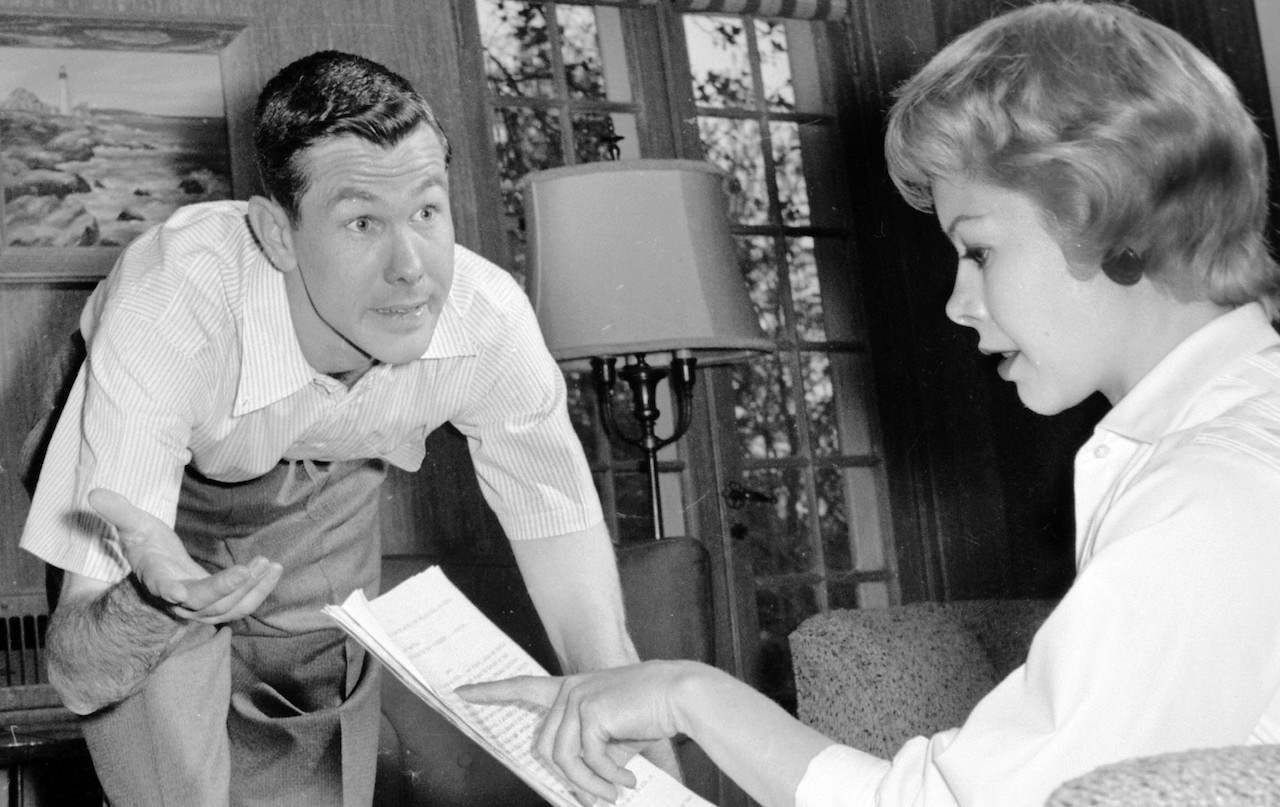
[523,159,773,369]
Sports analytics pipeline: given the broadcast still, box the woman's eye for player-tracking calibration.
[348,217,372,233]
[417,206,437,221]
[963,247,989,267]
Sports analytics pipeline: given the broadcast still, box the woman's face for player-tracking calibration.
[934,176,1139,413]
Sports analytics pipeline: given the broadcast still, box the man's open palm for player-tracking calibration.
[88,488,283,623]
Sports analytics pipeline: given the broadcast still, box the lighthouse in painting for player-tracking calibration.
[57,65,70,115]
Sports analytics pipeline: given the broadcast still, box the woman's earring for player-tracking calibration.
[1101,248,1144,286]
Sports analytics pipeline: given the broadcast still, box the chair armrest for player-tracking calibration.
[1046,745,1280,806]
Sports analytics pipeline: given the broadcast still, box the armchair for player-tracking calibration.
[789,601,1280,806]
[789,599,1056,758]
[1046,744,1280,806]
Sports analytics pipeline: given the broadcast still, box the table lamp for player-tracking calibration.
[523,159,773,540]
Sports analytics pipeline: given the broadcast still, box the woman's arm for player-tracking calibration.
[459,660,836,807]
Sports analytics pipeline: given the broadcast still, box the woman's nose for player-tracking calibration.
[945,265,983,327]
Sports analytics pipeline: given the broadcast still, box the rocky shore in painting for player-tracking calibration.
[1,93,231,248]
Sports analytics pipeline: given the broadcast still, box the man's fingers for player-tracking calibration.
[89,488,281,624]
[174,558,282,621]
[456,676,561,709]
[191,560,282,623]
[167,564,251,610]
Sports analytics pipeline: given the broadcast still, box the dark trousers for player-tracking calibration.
[81,459,388,807]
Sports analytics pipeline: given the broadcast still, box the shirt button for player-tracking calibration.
[1093,444,1110,459]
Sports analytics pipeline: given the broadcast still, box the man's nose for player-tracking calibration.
[385,227,426,285]
[945,264,983,327]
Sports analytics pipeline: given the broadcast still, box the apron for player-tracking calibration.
[81,458,388,807]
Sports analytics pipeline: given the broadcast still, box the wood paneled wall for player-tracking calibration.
[0,0,509,604]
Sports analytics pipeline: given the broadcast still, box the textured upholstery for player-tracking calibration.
[788,600,1056,759]
[789,601,1280,805]
[1046,745,1280,806]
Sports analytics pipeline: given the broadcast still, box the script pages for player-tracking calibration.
[323,565,713,807]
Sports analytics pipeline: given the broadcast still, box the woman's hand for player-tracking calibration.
[458,660,698,805]
[89,488,282,623]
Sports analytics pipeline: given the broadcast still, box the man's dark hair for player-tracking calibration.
[253,50,450,222]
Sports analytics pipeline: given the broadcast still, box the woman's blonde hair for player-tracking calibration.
[885,1,1280,315]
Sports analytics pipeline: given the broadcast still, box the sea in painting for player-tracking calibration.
[0,46,231,248]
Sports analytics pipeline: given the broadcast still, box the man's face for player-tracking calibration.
[278,124,455,372]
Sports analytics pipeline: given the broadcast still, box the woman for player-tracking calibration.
[460,3,1280,804]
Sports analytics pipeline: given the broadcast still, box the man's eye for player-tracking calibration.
[348,217,372,233]
[416,206,437,221]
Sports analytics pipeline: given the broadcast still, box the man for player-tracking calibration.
[21,50,657,806]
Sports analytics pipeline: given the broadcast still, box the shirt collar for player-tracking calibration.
[420,280,476,360]
[235,257,313,416]
[1099,302,1280,444]
[234,256,477,416]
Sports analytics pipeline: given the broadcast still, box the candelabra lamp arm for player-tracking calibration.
[590,356,645,449]
[663,353,698,448]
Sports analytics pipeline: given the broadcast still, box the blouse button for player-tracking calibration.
[1093,444,1110,459]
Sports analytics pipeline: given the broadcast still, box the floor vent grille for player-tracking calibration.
[2,613,48,687]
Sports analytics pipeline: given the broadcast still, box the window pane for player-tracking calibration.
[745,467,812,575]
[565,373,600,459]
[478,0,554,98]
[614,470,655,544]
[699,116,767,224]
[604,375,646,462]
[859,582,891,609]
[733,354,796,460]
[816,466,850,570]
[491,106,562,222]
[572,111,633,163]
[737,235,780,338]
[684,15,753,109]
[755,583,814,711]
[827,577,860,610]
[801,351,838,456]
[756,19,794,112]
[558,4,604,99]
[772,120,809,226]
[787,237,824,341]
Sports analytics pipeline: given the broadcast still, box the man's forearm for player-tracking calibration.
[47,577,196,715]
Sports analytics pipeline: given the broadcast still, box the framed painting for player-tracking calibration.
[0,12,245,282]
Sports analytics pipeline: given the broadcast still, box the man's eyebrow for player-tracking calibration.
[324,188,376,211]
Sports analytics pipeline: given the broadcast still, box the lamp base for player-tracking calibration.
[590,353,697,540]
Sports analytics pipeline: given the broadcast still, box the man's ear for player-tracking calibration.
[247,195,298,273]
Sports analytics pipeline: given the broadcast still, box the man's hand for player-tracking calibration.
[89,488,282,623]
[458,661,693,806]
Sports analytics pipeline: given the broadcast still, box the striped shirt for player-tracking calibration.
[21,201,602,583]
[797,302,1280,806]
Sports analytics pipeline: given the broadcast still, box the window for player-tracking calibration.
[469,0,895,711]
[474,0,686,546]
[680,9,895,710]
